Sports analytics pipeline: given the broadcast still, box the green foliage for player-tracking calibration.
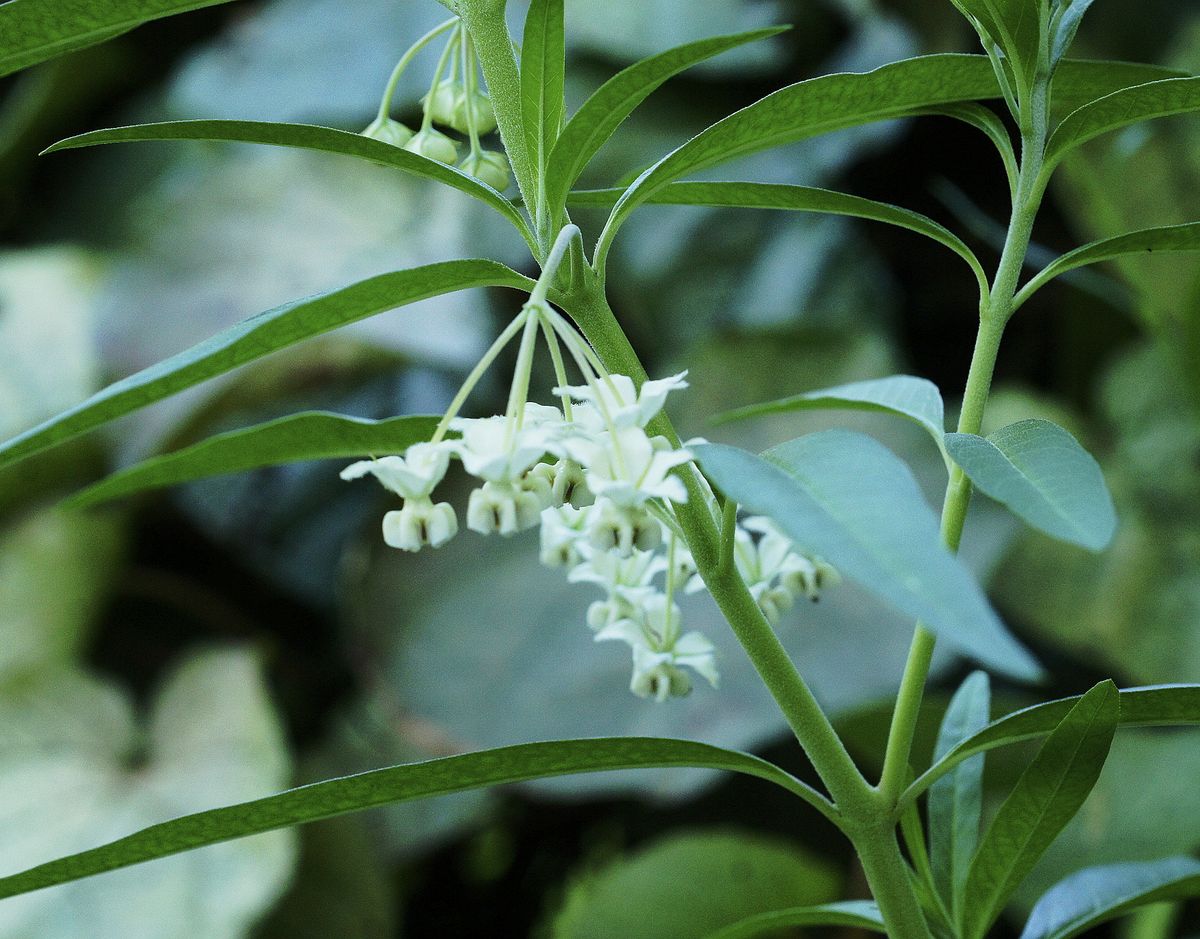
[0,738,826,902]
[703,901,886,938]
[694,434,1041,679]
[542,28,786,220]
[44,120,533,243]
[0,0,242,78]
[550,830,841,939]
[519,0,565,192]
[928,671,990,918]
[906,683,1200,805]
[960,681,1120,939]
[717,374,947,450]
[0,260,531,471]
[68,413,440,507]
[1021,856,1200,939]
[945,419,1116,550]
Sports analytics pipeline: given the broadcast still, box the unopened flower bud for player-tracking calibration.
[361,116,415,148]
[459,149,510,190]
[404,126,459,164]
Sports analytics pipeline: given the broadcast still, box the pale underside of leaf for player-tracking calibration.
[0,260,532,471]
[714,373,947,449]
[67,413,441,507]
[0,737,830,901]
[694,434,1041,680]
[1020,856,1200,939]
[945,419,1116,551]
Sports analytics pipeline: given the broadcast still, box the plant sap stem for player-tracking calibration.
[457,0,539,252]
[877,84,1051,808]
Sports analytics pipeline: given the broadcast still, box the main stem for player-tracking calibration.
[877,85,1052,812]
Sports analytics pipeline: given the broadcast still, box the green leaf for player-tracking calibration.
[702,901,886,938]
[550,830,841,939]
[67,413,440,507]
[0,738,828,901]
[1046,77,1200,167]
[693,434,1042,680]
[1021,856,1200,939]
[906,685,1200,810]
[1014,222,1200,310]
[1049,0,1096,68]
[0,259,532,471]
[593,53,1011,267]
[570,182,986,292]
[928,671,990,915]
[1051,60,1189,112]
[0,0,241,78]
[520,0,565,182]
[542,27,786,218]
[945,419,1116,551]
[947,0,1040,92]
[960,681,1120,939]
[42,120,534,244]
[715,374,947,449]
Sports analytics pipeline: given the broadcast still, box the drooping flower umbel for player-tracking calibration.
[340,259,840,701]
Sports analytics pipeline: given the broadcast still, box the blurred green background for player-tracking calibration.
[0,0,1197,935]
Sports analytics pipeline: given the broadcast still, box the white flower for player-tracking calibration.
[735,515,842,614]
[567,427,691,509]
[539,505,589,568]
[595,596,718,702]
[381,498,458,552]
[780,554,842,602]
[340,441,454,499]
[584,500,661,558]
[555,372,688,430]
[450,404,565,483]
[466,480,546,536]
[569,548,664,630]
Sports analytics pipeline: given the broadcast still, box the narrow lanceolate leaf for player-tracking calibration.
[520,0,565,181]
[693,434,1042,680]
[570,183,986,292]
[1050,0,1097,68]
[1015,222,1200,310]
[43,121,532,242]
[0,0,242,78]
[1051,60,1187,112]
[1046,77,1200,167]
[0,260,532,471]
[542,27,786,218]
[945,419,1116,551]
[960,681,1120,939]
[703,901,886,939]
[929,672,991,915]
[1020,856,1200,939]
[594,54,1009,265]
[67,413,440,508]
[716,374,947,449]
[905,684,1200,808]
[0,738,828,901]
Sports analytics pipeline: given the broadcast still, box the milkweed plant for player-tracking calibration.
[1,0,1199,935]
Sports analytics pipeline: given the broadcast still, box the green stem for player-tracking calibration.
[377,16,458,122]
[877,82,1052,807]
[456,0,538,249]
[850,822,934,939]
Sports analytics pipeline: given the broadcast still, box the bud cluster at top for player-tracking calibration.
[361,17,510,191]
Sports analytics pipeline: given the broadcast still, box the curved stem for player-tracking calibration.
[377,16,458,122]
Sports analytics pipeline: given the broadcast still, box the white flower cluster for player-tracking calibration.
[342,300,840,701]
